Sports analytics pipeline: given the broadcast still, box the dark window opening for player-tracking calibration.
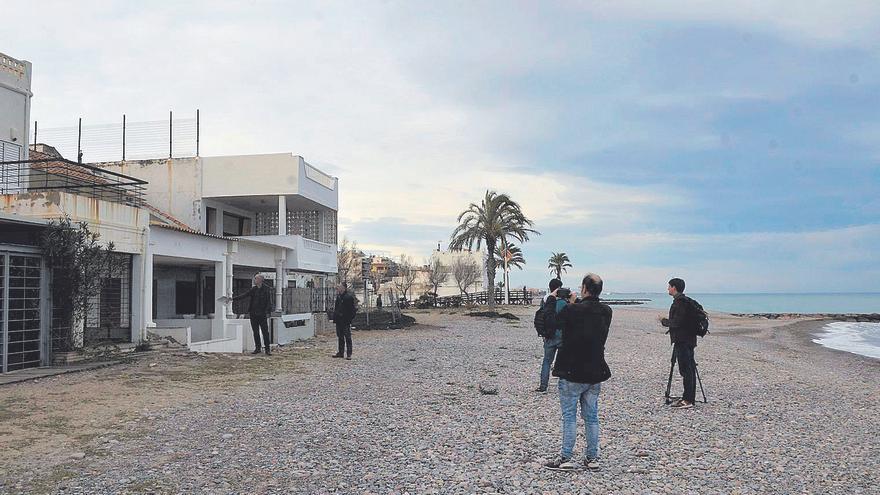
[175,281,197,315]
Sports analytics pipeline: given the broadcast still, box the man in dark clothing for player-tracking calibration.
[536,278,564,392]
[233,274,274,355]
[543,273,612,472]
[331,282,357,359]
[661,277,697,409]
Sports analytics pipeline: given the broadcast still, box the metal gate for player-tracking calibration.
[1,252,43,373]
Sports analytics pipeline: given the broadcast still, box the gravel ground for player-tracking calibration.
[2,306,879,494]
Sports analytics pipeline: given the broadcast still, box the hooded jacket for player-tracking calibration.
[545,295,612,384]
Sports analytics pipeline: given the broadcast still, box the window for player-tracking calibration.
[206,207,217,235]
[223,213,245,236]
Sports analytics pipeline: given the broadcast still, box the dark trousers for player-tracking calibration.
[336,322,352,356]
[250,315,270,350]
[674,342,697,403]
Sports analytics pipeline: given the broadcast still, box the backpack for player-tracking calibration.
[534,299,558,338]
[684,296,710,337]
[534,300,549,337]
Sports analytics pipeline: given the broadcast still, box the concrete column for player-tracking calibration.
[142,227,155,332]
[275,248,286,314]
[213,261,226,340]
[225,240,237,318]
[131,253,145,342]
[278,195,287,235]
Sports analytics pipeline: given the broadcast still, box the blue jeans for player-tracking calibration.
[540,330,562,389]
[558,379,601,459]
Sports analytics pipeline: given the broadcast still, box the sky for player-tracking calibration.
[5,1,880,293]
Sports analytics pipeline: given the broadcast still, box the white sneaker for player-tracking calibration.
[544,455,577,471]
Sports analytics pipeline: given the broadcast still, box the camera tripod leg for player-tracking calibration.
[664,349,676,404]
[695,361,708,403]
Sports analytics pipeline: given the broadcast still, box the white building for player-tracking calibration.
[97,153,338,351]
[0,51,31,163]
[0,54,339,371]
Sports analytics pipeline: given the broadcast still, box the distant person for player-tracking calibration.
[543,273,612,471]
[661,278,698,409]
[232,274,274,356]
[331,282,357,360]
[536,278,565,392]
[376,294,383,310]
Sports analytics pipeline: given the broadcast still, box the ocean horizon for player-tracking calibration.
[605,292,880,314]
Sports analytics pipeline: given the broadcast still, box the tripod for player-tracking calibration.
[664,347,707,404]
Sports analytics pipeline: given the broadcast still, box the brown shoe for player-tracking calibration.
[331,353,344,358]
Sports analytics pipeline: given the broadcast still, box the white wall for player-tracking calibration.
[0,192,147,254]
[0,52,31,162]
[98,158,203,231]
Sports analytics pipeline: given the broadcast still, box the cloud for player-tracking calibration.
[6,1,879,293]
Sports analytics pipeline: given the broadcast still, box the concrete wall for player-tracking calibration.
[154,318,213,342]
[99,158,203,231]
[0,192,147,254]
[151,225,227,261]
[0,52,31,162]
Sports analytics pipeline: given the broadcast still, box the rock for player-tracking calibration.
[69,452,87,460]
[479,384,498,395]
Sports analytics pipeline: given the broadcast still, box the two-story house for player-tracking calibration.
[97,153,339,352]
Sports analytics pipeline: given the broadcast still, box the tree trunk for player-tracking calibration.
[486,239,496,309]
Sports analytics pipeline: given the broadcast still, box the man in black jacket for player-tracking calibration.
[331,282,357,359]
[661,277,697,409]
[543,273,612,472]
[233,274,274,355]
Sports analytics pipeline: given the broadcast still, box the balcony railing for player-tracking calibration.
[0,158,146,207]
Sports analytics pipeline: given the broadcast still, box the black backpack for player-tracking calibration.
[685,296,710,337]
[534,300,552,338]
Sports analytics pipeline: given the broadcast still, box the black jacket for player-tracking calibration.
[333,290,357,326]
[666,294,698,347]
[545,296,612,384]
[233,284,274,317]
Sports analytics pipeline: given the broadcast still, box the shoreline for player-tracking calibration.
[611,304,880,364]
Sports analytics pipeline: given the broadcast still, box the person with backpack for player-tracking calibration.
[543,273,612,472]
[534,278,565,392]
[660,277,701,409]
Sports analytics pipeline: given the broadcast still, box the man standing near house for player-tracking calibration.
[331,282,357,360]
[661,277,698,409]
[232,274,274,356]
[543,273,612,471]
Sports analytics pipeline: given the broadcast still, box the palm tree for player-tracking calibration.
[450,191,538,308]
[493,243,526,271]
[548,252,572,280]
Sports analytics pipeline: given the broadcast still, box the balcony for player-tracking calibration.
[200,153,338,211]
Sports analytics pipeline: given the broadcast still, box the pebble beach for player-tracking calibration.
[2,305,878,494]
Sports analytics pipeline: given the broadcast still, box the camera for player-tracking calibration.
[555,287,572,300]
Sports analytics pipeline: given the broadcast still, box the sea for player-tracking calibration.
[606,292,880,360]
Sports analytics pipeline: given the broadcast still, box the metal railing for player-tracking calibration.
[282,287,336,314]
[0,158,147,207]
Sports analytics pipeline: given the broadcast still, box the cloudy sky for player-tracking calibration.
[7,1,880,292]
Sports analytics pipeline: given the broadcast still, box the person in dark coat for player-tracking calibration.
[331,282,357,359]
[376,293,383,310]
[233,274,274,355]
[661,277,698,409]
[542,273,612,472]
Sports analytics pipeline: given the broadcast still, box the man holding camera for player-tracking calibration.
[661,278,697,409]
[543,273,612,471]
[536,278,565,392]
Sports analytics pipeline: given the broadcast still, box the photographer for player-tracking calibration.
[661,277,697,409]
[542,273,612,472]
[536,278,565,392]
